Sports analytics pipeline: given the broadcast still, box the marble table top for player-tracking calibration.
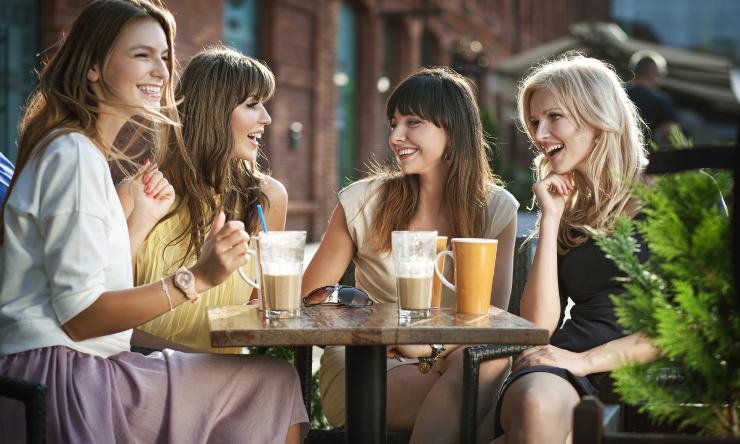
[208,304,549,348]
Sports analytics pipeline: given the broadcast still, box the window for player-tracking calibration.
[335,2,358,187]
[0,0,39,162]
[224,0,260,56]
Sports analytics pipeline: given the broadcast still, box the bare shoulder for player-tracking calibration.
[260,174,288,205]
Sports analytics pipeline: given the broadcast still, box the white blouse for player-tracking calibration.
[0,132,132,357]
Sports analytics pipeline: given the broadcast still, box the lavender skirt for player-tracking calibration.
[0,346,308,443]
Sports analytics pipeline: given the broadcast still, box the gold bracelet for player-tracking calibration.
[160,278,174,312]
[418,344,446,374]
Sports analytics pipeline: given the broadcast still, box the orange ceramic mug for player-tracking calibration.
[434,238,497,314]
[431,236,448,308]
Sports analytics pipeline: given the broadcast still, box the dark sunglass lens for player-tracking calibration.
[338,288,372,306]
[303,287,334,306]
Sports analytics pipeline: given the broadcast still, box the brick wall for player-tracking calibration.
[36,0,609,240]
[166,0,223,62]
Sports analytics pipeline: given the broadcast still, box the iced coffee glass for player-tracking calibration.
[391,231,437,319]
[259,231,306,319]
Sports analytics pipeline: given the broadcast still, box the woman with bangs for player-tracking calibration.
[302,67,519,442]
[488,54,659,444]
[127,46,288,354]
[0,2,306,442]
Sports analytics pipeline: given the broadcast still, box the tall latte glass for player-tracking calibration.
[256,231,305,319]
[392,231,437,319]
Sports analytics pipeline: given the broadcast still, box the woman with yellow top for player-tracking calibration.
[131,46,287,353]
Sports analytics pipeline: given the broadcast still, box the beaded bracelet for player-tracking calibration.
[160,277,174,312]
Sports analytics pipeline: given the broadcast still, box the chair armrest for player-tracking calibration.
[574,396,607,443]
[461,344,532,444]
[0,375,47,444]
[573,396,621,441]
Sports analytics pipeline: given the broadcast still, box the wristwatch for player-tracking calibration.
[418,344,446,374]
[173,267,200,304]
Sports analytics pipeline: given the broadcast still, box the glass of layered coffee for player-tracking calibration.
[392,231,437,319]
[259,231,306,319]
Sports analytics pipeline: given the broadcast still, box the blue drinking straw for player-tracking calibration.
[256,204,268,233]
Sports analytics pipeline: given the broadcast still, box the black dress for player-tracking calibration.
[494,229,649,436]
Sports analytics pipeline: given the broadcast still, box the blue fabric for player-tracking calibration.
[0,152,14,204]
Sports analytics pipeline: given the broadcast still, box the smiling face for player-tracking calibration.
[388,109,448,177]
[231,97,271,161]
[89,18,169,116]
[528,88,598,176]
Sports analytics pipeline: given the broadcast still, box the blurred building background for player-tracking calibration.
[1,0,737,240]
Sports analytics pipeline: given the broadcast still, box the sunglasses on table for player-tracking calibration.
[303,284,374,307]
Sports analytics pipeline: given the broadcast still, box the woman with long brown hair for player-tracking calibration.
[128,45,288,353]
[0,1,306,442]
[301,66,519,442]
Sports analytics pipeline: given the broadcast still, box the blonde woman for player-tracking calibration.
[302,67,519,442]
[0,2,306,442]
[489,54,660,444]
[126,46,287,353]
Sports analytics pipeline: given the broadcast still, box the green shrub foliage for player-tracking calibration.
[594,170,738,437]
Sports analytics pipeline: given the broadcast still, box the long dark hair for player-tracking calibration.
[368,66,498,252]
[158,46,275,263]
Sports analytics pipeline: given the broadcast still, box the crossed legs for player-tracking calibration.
[488,372,580,444]
[386,347,511,444]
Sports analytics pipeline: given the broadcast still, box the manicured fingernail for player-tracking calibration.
[143,159,150,166]
[143,176,151,185]
[145,187,151,194]
[152,193,160,199]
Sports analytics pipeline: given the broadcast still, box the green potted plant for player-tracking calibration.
[594,168,738,438]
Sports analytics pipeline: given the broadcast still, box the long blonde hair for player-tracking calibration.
[158,46,275,263]
[1,0,178,244]
[368,67,498,252]
[517,53,648,252]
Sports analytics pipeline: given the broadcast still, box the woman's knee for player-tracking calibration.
[501,377,545,417]
[501,374,578,430]
[518,385,553,420]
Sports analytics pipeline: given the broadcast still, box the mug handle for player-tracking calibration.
[434,250,455,292]
[237,249,260,288]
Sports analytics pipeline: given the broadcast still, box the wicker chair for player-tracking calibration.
[0,375,46,444]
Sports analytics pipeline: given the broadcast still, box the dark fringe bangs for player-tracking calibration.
[386,72,448,128]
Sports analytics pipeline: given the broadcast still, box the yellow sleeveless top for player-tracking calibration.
[135,200,255,354]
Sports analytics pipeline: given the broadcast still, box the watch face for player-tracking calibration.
[176,269,194,289]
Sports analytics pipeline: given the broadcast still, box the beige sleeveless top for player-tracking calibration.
[338,178,519,304]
